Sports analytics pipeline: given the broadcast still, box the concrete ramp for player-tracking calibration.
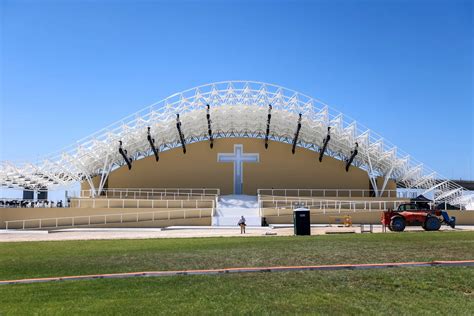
[212,195,261,226]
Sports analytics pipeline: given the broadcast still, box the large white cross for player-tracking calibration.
[217,144,259,195]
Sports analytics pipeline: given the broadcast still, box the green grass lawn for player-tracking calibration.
[1,268,473,315]
[1,232,473,280]
[0,232,473,315]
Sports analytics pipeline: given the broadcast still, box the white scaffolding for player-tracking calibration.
[0,81,468,206]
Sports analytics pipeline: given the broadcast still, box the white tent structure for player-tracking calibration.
[0,81,468,206]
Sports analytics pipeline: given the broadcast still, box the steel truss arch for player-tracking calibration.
[0,81,467,206]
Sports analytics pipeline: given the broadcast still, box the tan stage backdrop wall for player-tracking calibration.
[82,138,395,195]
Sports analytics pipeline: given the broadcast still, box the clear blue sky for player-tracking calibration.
[1,0,473,180]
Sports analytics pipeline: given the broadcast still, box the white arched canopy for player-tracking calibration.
[0,81,467,205]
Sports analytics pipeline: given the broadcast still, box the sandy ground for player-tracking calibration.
[0,225,473,242]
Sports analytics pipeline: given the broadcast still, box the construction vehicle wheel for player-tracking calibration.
[424,216,441,231]
[390,216,406,232]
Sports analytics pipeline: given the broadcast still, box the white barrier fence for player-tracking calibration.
[260,199,404,217]
[1,193,219,209]
[258,188,417,199]
[76,188,220,199]
[69,197,216,209]
[5,208,213,230]
[78,192,218,201]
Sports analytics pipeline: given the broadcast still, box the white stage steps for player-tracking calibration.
[212,195,261,227]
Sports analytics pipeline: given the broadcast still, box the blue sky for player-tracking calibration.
[1,0,473,180]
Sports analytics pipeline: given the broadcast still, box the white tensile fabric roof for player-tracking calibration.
[0,81,467,205]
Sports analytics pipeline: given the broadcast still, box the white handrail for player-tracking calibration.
[273,199,400,209]
[5,208,212,230]
[69,197,216,209]
[76,190,218,201]
[259,196,403,206]
[260,199,403,217]
[76,188,220,198]
[257,188,419,199]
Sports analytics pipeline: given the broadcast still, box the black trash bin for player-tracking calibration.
[293,208,311,236]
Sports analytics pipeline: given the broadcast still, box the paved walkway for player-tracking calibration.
[1,225,473,242]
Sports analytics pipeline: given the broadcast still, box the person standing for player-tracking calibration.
[238,215,246,234]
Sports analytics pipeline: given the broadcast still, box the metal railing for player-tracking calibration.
[260,199,404,217]
[4,208,213,230]
[257,188,417,199]
[69,197,215,209]
[74,192,218,201]
[259,195,407,204]
[76,188,220,198]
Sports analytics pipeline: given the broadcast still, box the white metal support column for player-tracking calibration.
[64,154,97,197]
[379,164,395,197]
[365,150,379,197]
[98,154,113,195]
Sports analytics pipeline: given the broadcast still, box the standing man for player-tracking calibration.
[238,216,246,234]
